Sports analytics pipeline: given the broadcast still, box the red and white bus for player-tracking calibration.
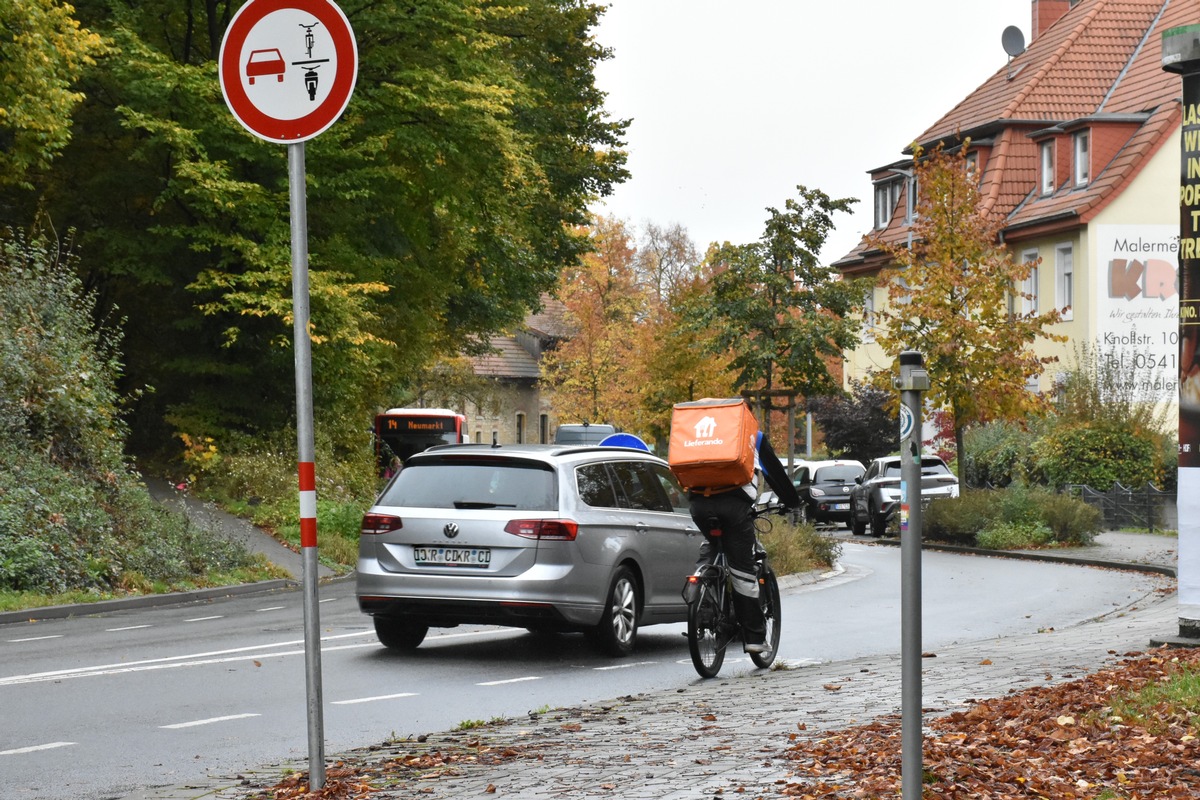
[374,408,467,477]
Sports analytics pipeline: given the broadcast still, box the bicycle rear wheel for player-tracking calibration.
[687,580,728,678]
[750,566,781,669]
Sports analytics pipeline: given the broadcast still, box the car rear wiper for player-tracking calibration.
[453,500,518,509]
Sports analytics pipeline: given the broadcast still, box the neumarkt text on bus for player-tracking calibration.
[374,408,468,476]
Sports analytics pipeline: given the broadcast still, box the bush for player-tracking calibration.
[1038,492,1102,546]
[0,229,263,598]
[1034,423,1159,489]
[976,521,1054,550]
[962,420,1041,488]
[925,492,1002,545]
[925,486,1101,549]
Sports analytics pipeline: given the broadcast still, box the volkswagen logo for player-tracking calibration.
[443,523,460,539]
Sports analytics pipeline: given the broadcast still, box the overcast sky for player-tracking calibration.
[590,1,1031,264]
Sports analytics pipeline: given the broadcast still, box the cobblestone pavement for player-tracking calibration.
[117,532,1182,800]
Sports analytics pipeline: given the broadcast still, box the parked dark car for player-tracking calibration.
[792,459,865,526]
[356,443,698,657]
[849,455,959,536]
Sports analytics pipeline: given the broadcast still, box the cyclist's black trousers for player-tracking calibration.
[687,489,765,643]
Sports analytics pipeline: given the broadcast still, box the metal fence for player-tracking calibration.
[1063,483,1176,533]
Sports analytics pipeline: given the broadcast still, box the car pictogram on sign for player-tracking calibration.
[246,48,286,84]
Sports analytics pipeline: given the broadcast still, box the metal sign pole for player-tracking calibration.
[896,350,929,800]
[289,141,326,790]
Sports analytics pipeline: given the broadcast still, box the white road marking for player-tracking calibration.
[5,635,63,643]
[332,692,418,705]
[477,676,541,686]
[160,713,260,729]
[319,598,336,604]
[106,625,152,632]
[594,661,656,671]
[0,628,517,687]
[184,615,224,622]
[256,606,285,612]
[0,741,75,755]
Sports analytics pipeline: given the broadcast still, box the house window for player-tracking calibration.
[1040,141,1055,195]
[540,414,549,444]
[1021,249,1039,315]
[1055,243,1073,319]
[516,413,525,444]
[1073,131,1090,186]
[874,181,901,229]
[965,151,978,178]
[862,288,876,342]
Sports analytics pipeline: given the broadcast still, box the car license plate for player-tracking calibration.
[832,503,849,510]
[413,546,491,567]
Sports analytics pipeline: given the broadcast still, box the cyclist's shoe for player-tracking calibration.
[743,630,768,654]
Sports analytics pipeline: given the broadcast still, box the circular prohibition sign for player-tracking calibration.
[219,0,357,143]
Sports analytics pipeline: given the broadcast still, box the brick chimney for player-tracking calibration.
[1031,0,1071,41]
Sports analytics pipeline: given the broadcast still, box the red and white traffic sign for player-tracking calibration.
[219,0,357,143]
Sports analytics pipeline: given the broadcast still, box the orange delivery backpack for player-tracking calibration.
[667,398,759,494]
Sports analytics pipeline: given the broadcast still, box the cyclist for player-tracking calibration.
[687,431,800,654]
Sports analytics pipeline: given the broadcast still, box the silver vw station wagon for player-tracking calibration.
[356,443,700,656]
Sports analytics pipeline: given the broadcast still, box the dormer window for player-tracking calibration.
[874,180,902,229]
[1073,130,1090,186]
[1040,141,1055,194]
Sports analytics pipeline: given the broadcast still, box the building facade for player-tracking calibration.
[835,0,1189,416]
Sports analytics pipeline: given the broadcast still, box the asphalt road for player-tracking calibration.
[1,542,1168,800]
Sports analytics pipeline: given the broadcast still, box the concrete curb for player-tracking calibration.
[0,580,297,627]
[867,536,1178,578]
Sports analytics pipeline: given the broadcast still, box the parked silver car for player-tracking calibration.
[849,455,959,536]
[356,443,700,656]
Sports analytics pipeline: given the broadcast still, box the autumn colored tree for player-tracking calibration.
[632,232,736,445]
[689,186,868,438]
[868,143,1065,472]
[540,217,646,429]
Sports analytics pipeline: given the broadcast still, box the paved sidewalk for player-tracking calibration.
[115,531,1183,800]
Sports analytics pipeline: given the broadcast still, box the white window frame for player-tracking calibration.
[1021,248,1040,315]
[1040,141,1055,195]
[1055,243,1073,319]
[862,288,876,342]
[874,181,900,229]
[1073,131,1090,187]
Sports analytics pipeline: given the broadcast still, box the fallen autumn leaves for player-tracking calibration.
[243,648,1200,800]
[781,648,1200,798]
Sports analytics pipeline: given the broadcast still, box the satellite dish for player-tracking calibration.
[1002,25,1026,58]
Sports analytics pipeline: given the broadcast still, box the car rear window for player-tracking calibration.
[377,461,556,510]
[813,465,863,482]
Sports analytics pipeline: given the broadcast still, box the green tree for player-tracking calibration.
[690,186,867,437]
[0,1,104,188]
[868,144,1065,472]
[6,0,628,453]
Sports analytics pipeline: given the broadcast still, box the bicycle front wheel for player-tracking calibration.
[687,581,728,678]
[750,567,781,669]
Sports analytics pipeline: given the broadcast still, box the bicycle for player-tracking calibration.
[683,502,785,678]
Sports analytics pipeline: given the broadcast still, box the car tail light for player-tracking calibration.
[505,519,578,541]
[361,513,402,535]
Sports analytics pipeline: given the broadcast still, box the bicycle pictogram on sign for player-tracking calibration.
[220,0,357,144]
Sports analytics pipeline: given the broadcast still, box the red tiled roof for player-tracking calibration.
[837,0,1194,269]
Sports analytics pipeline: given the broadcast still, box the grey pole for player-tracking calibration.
[288,141,326,789]
[896,350,929,800]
